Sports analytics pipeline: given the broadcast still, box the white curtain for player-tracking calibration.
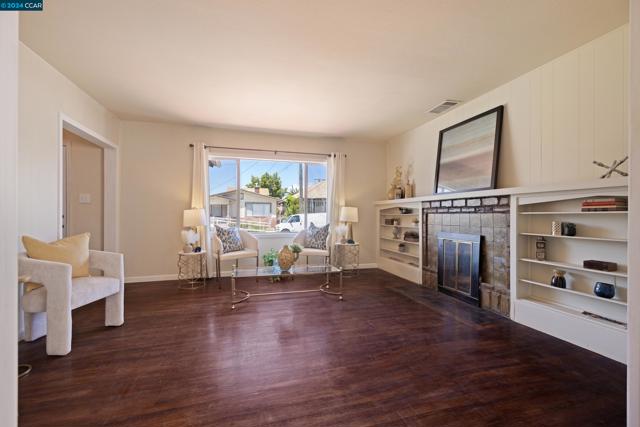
[327,152,346,264]
[191,143,214,277]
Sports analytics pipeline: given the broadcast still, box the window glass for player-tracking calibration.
[209,157,327,233]
[209,159,238,229]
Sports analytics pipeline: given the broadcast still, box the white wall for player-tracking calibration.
[628,1,639,426]
[386,25,629,194]
[119,121,386,280]
[18,43,120,244]
[0,13,19,427]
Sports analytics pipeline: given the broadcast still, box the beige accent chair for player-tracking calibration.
[212,228,259,278]
[293,229,331,266]
[18,250,125,356]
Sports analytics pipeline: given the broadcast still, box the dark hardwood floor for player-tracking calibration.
[19,269,625,426]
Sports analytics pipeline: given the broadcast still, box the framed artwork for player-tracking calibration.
[433,105,504,194]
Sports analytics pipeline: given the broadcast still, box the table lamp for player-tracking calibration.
[183,208,206,251]
[339,206,359,243]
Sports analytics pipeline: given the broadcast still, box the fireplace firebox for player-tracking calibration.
[437,232,481,306]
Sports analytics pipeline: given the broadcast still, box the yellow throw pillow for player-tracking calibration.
[22,233,91,278]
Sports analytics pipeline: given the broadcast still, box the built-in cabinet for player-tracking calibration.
[511,185,628,363]
[377,203,422,284]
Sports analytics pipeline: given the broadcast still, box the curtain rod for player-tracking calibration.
[188,144,345,158]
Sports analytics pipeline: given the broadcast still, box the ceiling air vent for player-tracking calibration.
[429,99,461,114]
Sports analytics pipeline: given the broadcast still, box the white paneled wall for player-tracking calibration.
[0,13,18,427]
[387,25,629,194]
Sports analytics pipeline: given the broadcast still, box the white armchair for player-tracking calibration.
[18,250,124,356]
[212,228,259,278]
[293,229,331,266]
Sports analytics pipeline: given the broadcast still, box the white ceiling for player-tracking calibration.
[20,0,628,140]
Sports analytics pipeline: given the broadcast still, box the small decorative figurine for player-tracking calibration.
[392,226,401,239]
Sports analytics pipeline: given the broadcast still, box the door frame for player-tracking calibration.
[58,113,118,251]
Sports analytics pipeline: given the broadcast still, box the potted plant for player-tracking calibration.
[263,249,278,267]
[262,249,281,282]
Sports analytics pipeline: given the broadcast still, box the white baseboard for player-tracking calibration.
[125,263,378,284]
[125,274,177,283]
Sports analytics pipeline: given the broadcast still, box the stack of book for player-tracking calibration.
[581,197,628,212]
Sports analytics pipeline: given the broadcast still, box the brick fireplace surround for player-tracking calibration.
[422,196,511,317]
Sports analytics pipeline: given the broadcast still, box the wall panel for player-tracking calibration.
[387,25,629,194]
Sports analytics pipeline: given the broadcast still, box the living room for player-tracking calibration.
[1,1,639,426]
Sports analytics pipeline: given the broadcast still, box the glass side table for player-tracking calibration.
[177,251,208,289]
[334,242,360,276]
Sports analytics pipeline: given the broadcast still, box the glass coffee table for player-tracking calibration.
[230,264,343,309]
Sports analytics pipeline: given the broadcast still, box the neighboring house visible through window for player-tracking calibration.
[209,156,327,233]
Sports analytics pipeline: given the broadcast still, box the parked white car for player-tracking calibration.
[275,213,327,232]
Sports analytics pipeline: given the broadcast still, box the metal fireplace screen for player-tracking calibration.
[437,232,481,306]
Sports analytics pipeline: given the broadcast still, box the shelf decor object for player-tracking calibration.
[594,282,616,299]
[583,260,618,272]
[550,270,566,288]
[535,237,546,261]
[561,222,576,236]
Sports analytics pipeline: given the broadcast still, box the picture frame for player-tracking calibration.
[433,105,504,194]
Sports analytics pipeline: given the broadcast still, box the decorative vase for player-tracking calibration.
[550,269,566,288]
[594,282,615,299]
[278,245,297,271]
[551,221,561,236]
[387,184,396,200]
[405,179,413,198]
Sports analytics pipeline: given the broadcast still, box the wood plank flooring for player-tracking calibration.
[18,269,626,426]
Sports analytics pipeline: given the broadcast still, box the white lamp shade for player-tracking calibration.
[339,206,359,223]
[183,208,206,227]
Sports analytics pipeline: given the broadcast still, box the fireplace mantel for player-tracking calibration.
[375,177,628,206]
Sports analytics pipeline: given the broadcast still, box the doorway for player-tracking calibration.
[62,129,104,250]
[58,114,118,252]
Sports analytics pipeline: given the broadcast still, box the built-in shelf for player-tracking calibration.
[518,279,627,306]
[519,233,627,243]
[380,237,419,245]
[377,203,423,284]
[518,296,627,332]
[520,211,627,215]
[519,258,627,278]
[380,248,419,259]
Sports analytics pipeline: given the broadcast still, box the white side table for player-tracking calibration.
[177,251,208,289]
[334,242,360,276]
